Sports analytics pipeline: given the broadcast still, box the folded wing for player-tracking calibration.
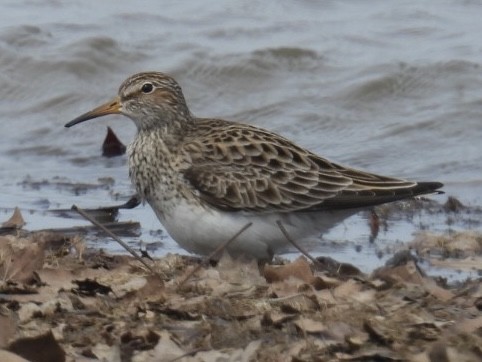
[182,119,443,213]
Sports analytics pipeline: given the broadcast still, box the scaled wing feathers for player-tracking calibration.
[182,119,437,213]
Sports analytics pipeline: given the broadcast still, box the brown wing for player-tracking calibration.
[182,119,442,213]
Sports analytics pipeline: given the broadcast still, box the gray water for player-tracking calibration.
[1,1,481,276]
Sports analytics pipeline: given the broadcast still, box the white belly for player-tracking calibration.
[148,198,356,259]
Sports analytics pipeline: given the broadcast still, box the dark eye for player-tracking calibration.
[141,83,154,94]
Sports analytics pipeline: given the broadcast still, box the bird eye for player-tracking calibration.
[141,83,154,94]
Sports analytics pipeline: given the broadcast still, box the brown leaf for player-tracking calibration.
[294,317,327,334]
[310,274,342,290]
[8,330,65,362]
[102,126,126,157]
[263,257,314,284]
[373,260,425,286]
[216,253,265,285]
[261,310,296,327]
[72,279,113,297]
[88,344,121,362]
[411,231,482,257]
[0,309,17,348]
[315,256,363,277]
[422,277,454,302]
[1,208,25,230]
[128,275,165,301]
[336,348,403,361]
[345,332,370,349]
[369,209,380,241]
[453,315,482,334]
[132,330,184,361]
[0,236,45,283]
[408,322,441,341]
[0,350,30,362]
[363,318,394,346]
[273,293,320,314]
[430,256,482,272]
[428,341,449,362]
[333,279,363,299]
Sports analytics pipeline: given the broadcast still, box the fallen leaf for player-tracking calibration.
[430,256,482,272]
[315,256,363,277]
[336,348,403,361]
[0,309,16,348]
[0,350,29,362]
[89,343,121,362]
[8,330,65,362]
[363,318,394,346]
[216,253,265,285]
[72,279,113,297]
[428,341,449,362]
[261,310,296,327]
[102,126,126,157]
[443,196,464,212]
[333,279,363,299]
[294,317,327,334]
[345,332,370,349]
[422,277,454,302]
[452,315,482,334]
[263,257,314,284]
[131,330,184,362]
[272,293,320,314]
[373,261,425,286]
[0,236,45,283]
[411,231,482,256]
[1,208,25,230]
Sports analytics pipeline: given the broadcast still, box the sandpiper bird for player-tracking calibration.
[65,72,443,259]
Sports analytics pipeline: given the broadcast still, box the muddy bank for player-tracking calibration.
[0,222,481,361]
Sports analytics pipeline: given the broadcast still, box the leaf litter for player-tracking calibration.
[0,206,481,361]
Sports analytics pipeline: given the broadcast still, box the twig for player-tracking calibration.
[71,205,161,278]
[276,220,321,266]
[176,222,252,289]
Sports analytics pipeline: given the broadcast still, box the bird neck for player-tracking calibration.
[136,113,190,149]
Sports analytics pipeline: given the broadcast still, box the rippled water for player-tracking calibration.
[1,1,481,274]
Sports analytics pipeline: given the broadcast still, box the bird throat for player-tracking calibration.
[127,128,185,216]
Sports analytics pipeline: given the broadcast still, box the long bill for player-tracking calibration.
[65,96,122,128]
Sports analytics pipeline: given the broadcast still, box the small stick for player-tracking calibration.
[176,222,252,289]
[276,220,321,266]
[71,204,160,278]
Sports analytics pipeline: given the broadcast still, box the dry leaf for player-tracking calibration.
[0,236,45,283]
[132,331,183,362]
[263,256,314,284]
[422,277,454,302]
[373,260,425,285]
[333,279,363,299]
[294,317,327,334]
[0,350,30,362]
[0,310,16,348]
[430,256,482,272]
[89,344,121,362]
[1,208,25,230]
[102,126,126,157]
[412,231,482,256]
[452,315,482,334]
[8,330,65,362]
